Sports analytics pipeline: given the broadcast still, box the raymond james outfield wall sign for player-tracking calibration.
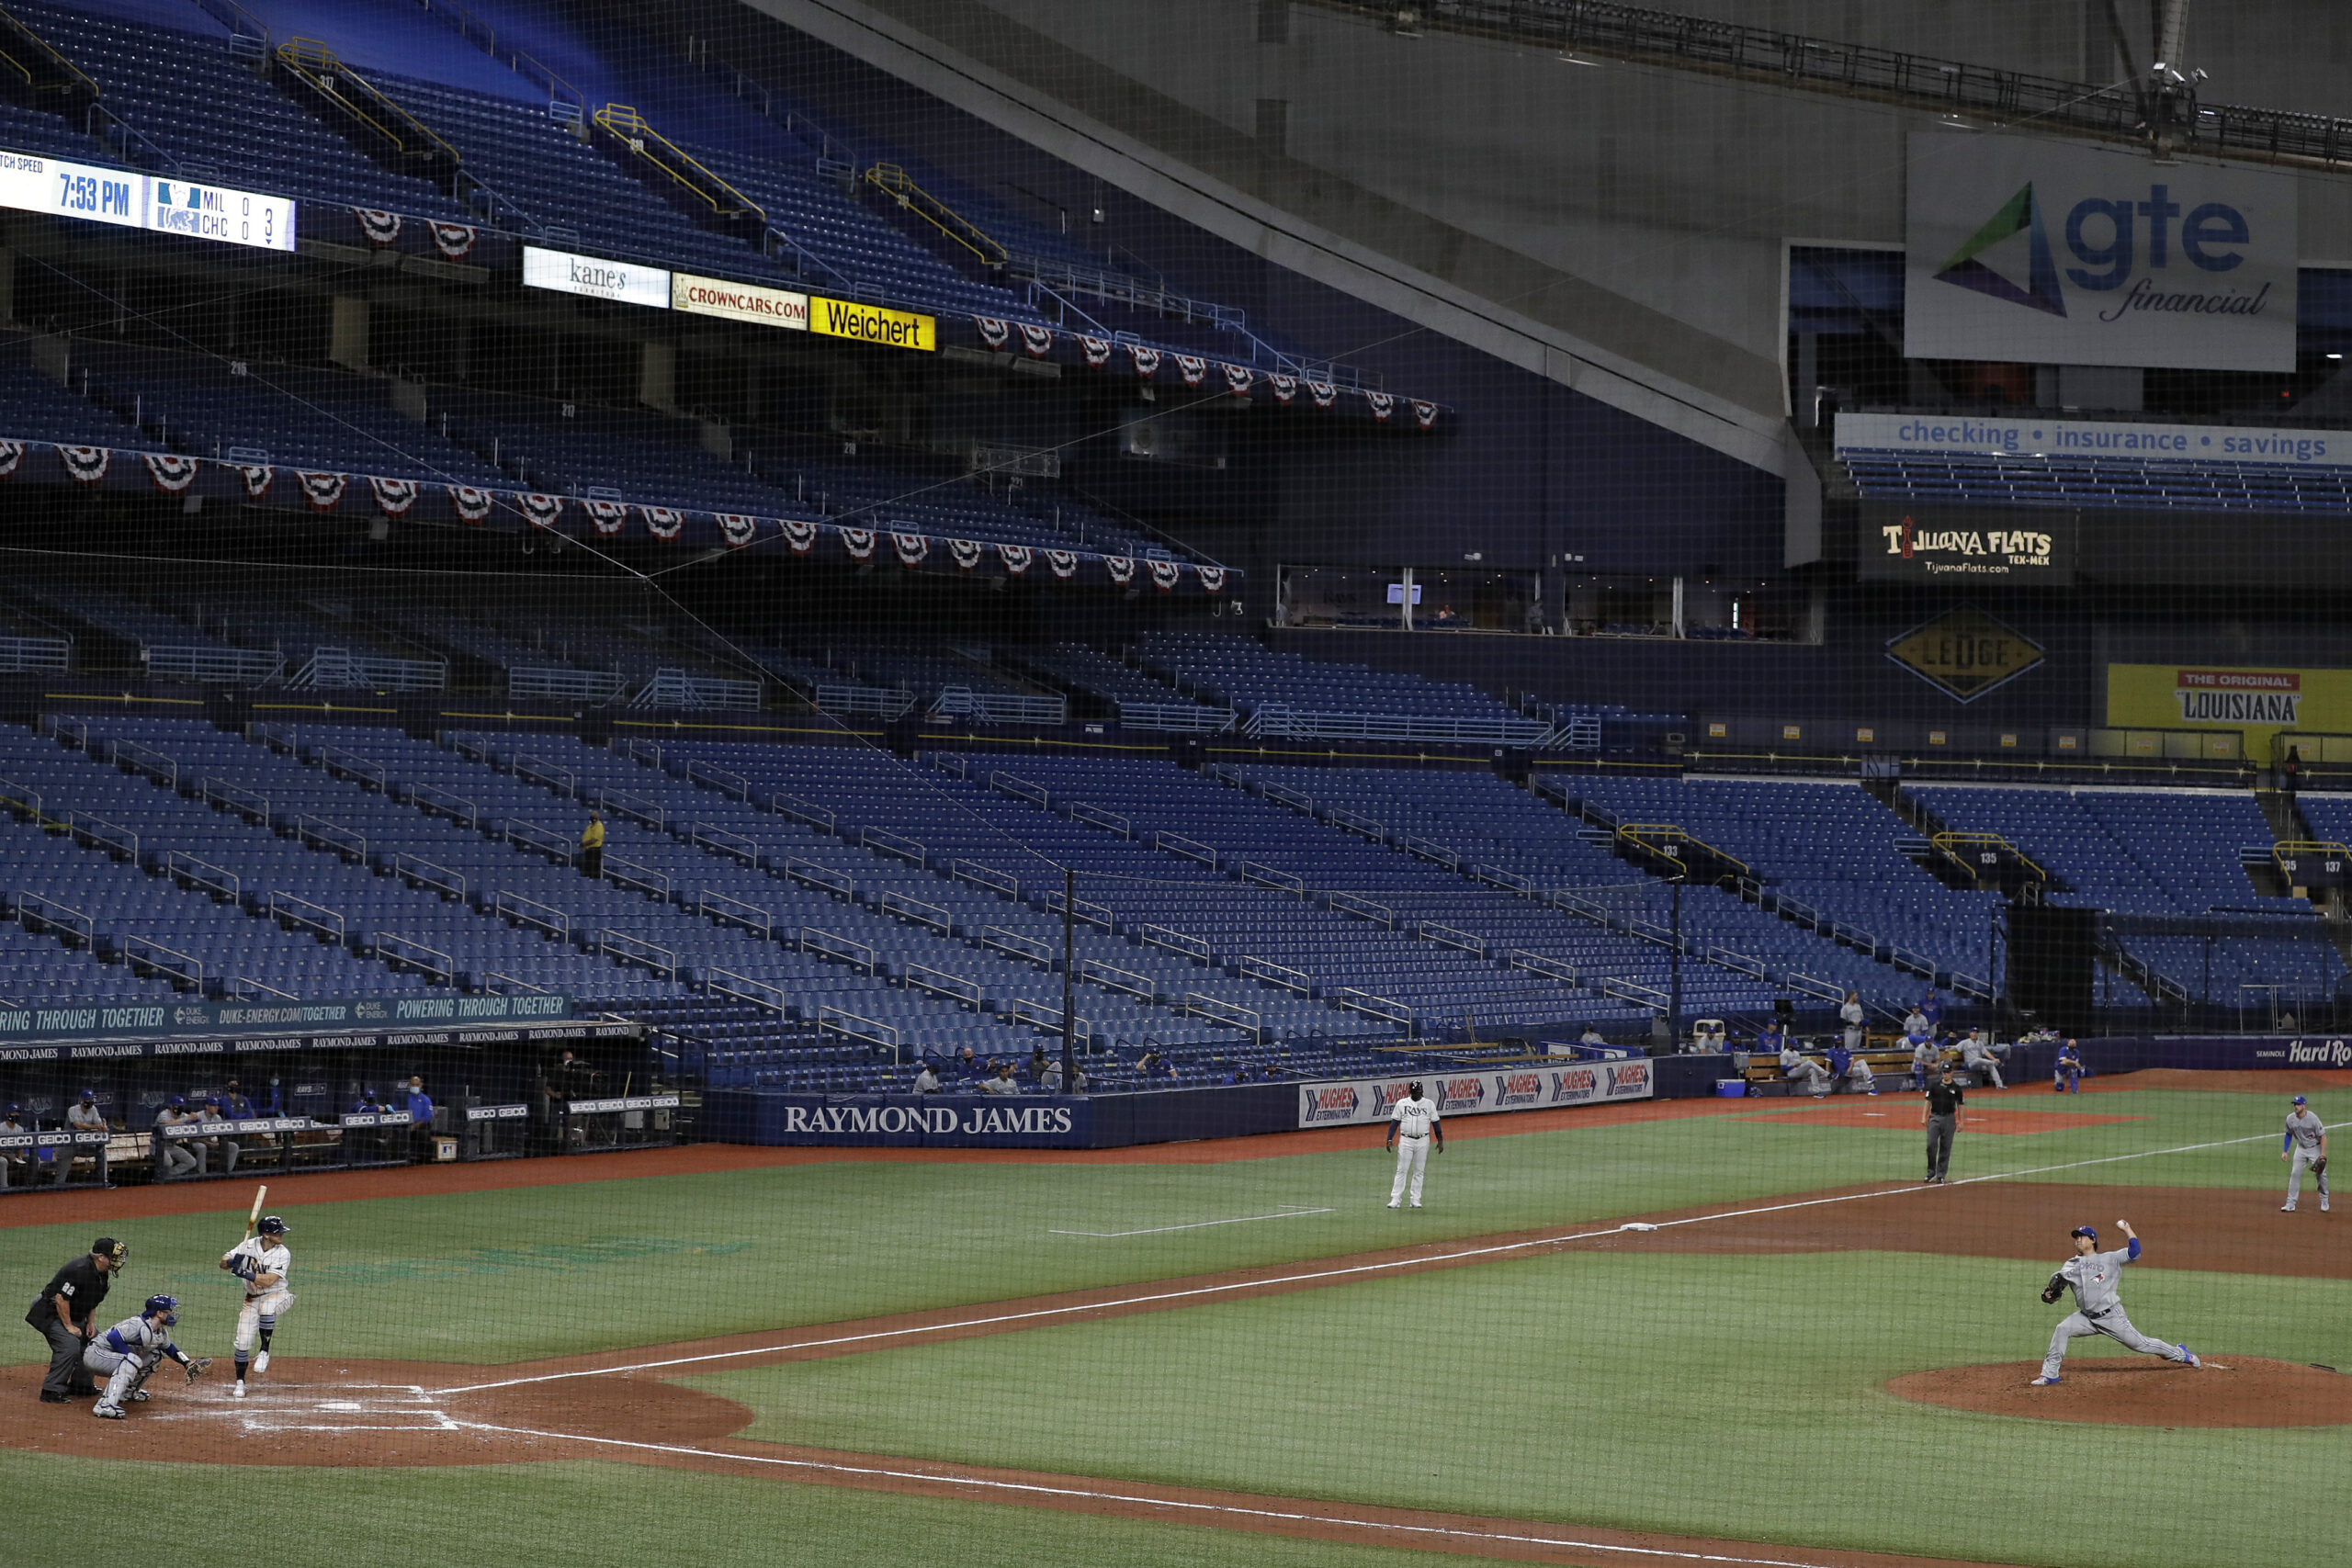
[1905,131,2297,371]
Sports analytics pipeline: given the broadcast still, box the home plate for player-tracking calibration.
[238,1384,459,1433]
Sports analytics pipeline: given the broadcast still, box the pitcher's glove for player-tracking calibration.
[183,1357,211,1383]
[2040,1274,2066,1305]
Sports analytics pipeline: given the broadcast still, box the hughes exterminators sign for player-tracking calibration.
[1295,1062,1651,1128]
[1905,131,2296,371]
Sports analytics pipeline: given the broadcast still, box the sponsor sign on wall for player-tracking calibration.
[2107,662,2352,748]
[1860,502,2072,583]
[1835,412,2352,468]
[1295,1059,1652,1129]
[672,273,809,329]
[1905,132,2297,371]
[1885,607,2047,703]
[0,150,293,250]
[809,294,935,351]
[523,245,671,308]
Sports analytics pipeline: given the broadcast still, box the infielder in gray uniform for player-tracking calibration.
[2280,1094,2329,1213]
[2031,1221,2199,1384]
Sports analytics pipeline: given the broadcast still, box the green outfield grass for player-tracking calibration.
[0,1452,1524,1568]
[693,1248,2348,1568]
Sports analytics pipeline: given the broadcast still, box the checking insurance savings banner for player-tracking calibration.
[1297,1059,1653,1128]
[1905,131,2297,370]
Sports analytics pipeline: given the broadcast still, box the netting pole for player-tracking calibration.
[1060,864,1076,1091]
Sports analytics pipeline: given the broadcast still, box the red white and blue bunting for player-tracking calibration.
[427,221,477,260]
[368,476,419,514]
[1269,375,1296,405]
[1222,363,1253,397]
[1308,379,1336,410]
[1175,355,1207,388]
[1126,344,1160,379]
[143,452,200,493]
[1413,400,1439,430]
[352,208,402,246]
[0,441,1239,593]
[974,317,1010,351]
[1366,390,1395,423]
[1080,335,1111,367]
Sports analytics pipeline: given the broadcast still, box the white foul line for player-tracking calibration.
[447,1419,1852,1568]
[1049,1205,1334,1237]
[437,1125,2284,1396]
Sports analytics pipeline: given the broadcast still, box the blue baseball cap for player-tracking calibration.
[2070,1224,2098,1240]
[2292,1095,2308,1105]
[168,1094,186,1107]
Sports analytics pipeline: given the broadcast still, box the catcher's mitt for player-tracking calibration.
[183,1357,211,1384]
[2040,1274,2066,1305]
[2312,1156,2327,1178]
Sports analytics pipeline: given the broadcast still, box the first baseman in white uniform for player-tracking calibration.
[2280,1094,2329,1213]
[220,1213,293,1396]
[2031,1220,2199,1384]
[1385,1082,1443,1209]
[84,1294,208,1417]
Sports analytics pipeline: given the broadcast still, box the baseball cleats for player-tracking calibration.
[92,1404,124,1419]
[1386,1201,1401,1210]
[127,1391,149,1403]
[2180,1346,2201,1368]
[229,1382,246,1400]
[2030,1376,2061,1386]
[1409,1202,1422,1210]
[253,1351,269,1376]
[2282,1204,2297,1212]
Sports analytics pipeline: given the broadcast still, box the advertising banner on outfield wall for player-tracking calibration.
[1905,132,2297,371]
[1860,502,2075,584]
[673,273,809,328]
[522,245,671,308]
[1295,1059,1653,1129]
[723,1095,1093,1148]
[2107,662,2352,751]
[1835,412,2352,468]
[809,294,935,351]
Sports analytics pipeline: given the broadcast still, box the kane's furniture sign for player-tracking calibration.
[523,245,671,308]
[1906,131,2296,370]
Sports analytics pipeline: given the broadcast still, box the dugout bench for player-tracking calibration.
[0,1128,111,1190]
[1741,1046,1939,1096]
[558,1092,679,1153]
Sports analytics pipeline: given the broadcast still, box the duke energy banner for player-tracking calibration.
[2107,662,2352,750]
[1906,132,2296,371]
[1296,1058,1653,1129]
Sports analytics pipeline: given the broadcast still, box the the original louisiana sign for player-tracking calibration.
[1295,1059,1652,1129]
[1886,607,2046,703]
[2107,662,2352,748]
[1860,502,2073,583]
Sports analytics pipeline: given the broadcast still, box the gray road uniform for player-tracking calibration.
[2284,1109,2329,1211]
[2039,1236,2197,1382]
[84,1312,195,1416]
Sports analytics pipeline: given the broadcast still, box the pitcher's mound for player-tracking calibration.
[1889,1357,2352,1427]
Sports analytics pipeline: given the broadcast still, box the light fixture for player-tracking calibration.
[2330,353,2345,361]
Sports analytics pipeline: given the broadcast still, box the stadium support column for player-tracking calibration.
[1668,874,1683,1046]
[640,341,679,414]
[329,296,368,371]
[1060,865,1076,1092]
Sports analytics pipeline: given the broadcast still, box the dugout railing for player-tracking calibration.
[558,1092,681,1153]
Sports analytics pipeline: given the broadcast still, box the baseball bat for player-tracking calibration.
[244,1183,267,1240]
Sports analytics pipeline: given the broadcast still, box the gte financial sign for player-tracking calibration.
[1905,131,2296,371]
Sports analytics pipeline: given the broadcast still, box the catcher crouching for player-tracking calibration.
[85,1295,209,1418]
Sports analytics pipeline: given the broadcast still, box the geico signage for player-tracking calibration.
[1905,131,2297,371]
[810,295,935,351]
[0,151,294,251]
[522,245,672,308]
[673,273,809,329]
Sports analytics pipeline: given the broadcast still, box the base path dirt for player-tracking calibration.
[1889,1357,2352,1427]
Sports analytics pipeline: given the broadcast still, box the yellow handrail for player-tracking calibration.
[0,3,99,101]
[2272,839,2350,867]
[277,39,461,169]
[863,161,1007,268]
[1614,821,1751,878]
[1930,830,2046,885]
[594,104,764,224]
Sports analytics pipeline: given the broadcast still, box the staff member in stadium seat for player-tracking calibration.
[912,1061,944,1095]
[578,811,605,880]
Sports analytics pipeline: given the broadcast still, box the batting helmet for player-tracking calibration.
[143,1294,179,1325]
[257,1214,288,1236]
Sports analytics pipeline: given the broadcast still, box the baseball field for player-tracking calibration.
[6,1069,2346,1568]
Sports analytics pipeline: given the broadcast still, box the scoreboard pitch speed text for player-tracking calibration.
[0,150,294,251]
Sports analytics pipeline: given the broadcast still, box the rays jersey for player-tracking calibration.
[1390,1096,1440,1140]
[223,1237,290,1300]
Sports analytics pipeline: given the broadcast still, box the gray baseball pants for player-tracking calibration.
[2287,1148,2330,1210]
[2041,1307,2191,1381]
[1926,1113,1956,1180]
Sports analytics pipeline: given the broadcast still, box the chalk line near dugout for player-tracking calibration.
[437,1124,2294,1396]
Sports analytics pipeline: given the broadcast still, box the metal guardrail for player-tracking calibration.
[107,738,176,786]
[615,738,663,769]
[633,668,762,711]
[1154,830,1217,867]
[1419,922,1487,956]
[288,647,447,692]
[64,811,137,860]
[603,854,669,899]
[686,761,750,800]
[818,1004,901,1060]
[1598,976,1668,1010]
[771,794,837,834]
[411,781,478,829]
[1243,705,1551,745]
[817,683,917,719]
[904,964,981,1006]
[1238,955,1312,994]
[509,667,628,705]
[125,934,202,987]
[392,852,466,900]
[1473,864,1535,896]
[1116,701,1235,733]
[798,926,875,972]
[504,818,574,863]
[933,688,1066,726]
[1398,834,1461,871]
[269,889,344,942]
[320,746,387,790]
[1182,992,1261,1037]
[1783,973,1848,1004]
[1507,949,1578,985]
[695,888,772,939]
[483,972,551,995]
[1137,923,1212,962]
[17,891,95,946]
[514,753,575,797]
[777,856,854,897]
[1325,807,1386,842]
[1233,859,1305,897]
[1259,782,1315,814]
[692,821,759,864]
[952,859,1020,898]
[1704,945,1766,979]
[494,890,570,940]
[1043,888,1113,929]
[1069,802,1130,839]
[201,776,268,822]
[145,645,284,683]
[597,929,676,976]
[295,816,366,860]
[980,924,1054,965]
[162,850,239,901]
[373,931,452,983]
[989,771,1049,807]
[0,636,69,673]
[596,787,664,831]
[1011,998,1092,1040]
[1329,892,1395,928]
[1080,958,1155,999]
[0,774,40,819]
[877,890,951,933]
[860,826,925,864]
[707,966,788,1015]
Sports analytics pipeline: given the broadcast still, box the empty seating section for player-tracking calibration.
[1842,448,2352,514]
[9,0,473,221]
[1025,644,1186,706]
[1908,784,2324,1000]
[1137,632,1515,718]
[1565,776,2003,987]
[0,361,142,447]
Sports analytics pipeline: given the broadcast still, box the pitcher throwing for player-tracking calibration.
[2030,1220,2199,1385]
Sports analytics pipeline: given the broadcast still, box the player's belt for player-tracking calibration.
[1398,1132,1428,1140]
